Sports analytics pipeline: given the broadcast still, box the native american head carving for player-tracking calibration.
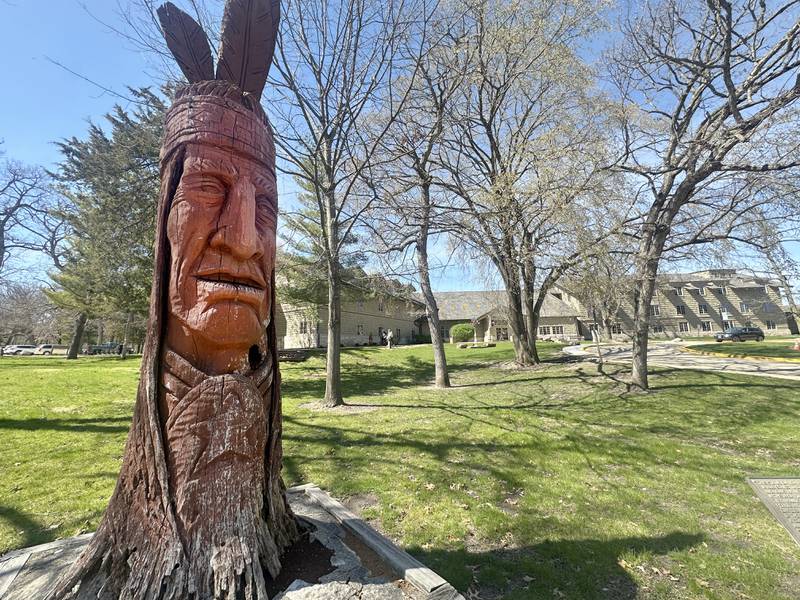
[156,0,280,374]
[45,4,297,598]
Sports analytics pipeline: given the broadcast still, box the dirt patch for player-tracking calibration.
[299,401,381,414]
[341,527,397,580]
[498,488,524,517]
[342,492,380,515]
[264,528,335,596]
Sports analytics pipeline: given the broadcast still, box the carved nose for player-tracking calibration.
[209,180,261,260]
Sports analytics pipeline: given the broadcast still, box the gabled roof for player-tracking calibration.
[658,270,780,286]
[425,290,579,321]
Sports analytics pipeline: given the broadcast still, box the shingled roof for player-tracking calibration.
[426,290,579,320]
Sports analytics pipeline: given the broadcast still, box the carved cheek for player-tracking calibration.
[167,199,216,312]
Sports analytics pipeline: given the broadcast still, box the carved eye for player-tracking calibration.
[191,176,227,205]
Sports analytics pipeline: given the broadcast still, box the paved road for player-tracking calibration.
[564,343,800,382]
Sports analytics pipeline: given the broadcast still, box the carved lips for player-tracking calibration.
[194,267,267,307]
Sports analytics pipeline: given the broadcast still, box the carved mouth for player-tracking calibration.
[195,273,265,301]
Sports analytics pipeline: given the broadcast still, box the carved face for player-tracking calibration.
[166,143,277,350]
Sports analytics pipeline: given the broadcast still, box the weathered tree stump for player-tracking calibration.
[46,2,297,598]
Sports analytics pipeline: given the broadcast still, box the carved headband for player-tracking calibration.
[158,0,279,172]
[161,93,276,174]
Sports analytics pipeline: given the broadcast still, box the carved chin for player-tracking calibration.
[182,301,266,346]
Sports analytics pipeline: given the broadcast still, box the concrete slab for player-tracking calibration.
[748,477,800,547]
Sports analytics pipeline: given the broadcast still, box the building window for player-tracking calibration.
[716,287,727,296]
[441,326,448,340]
[676,304,686,316]
[357,300,364,310]
[299,320,308,334]
[496,327,508,340]
[649,305,660,316]
[701,321,712,332]
[675,287,683,296]
[357,324,364,335]
[722,320,735,331]
[679,322,689,333]
[763,302,778,313]
[652,324,664,333]
[698,287,705,296]
[611,323,622,334]
[698,304,709,315]
[766,320,777,330]
[552,325,564,335]
[539,326,551,335]
[378,299,385,312]
[739,302,750,313]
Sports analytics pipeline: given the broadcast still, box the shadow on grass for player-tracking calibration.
[283,345,574,402]
[0,416,131,434]
[0,505,52,550]
[409,531,704,599]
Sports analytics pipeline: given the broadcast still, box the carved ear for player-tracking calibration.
[216,0,280,100]
[158,2,215,83]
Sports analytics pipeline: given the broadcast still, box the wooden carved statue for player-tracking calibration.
[48,1,297,598]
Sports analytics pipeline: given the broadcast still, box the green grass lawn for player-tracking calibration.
[1,343,799,599]
[693,341,800,361]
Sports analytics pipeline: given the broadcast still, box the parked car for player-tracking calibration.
[34,344,69,355]
[715,327,765,342]
[9,344,37,355]
[87,342,124,355]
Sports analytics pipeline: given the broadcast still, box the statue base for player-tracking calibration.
[0,485,463,600]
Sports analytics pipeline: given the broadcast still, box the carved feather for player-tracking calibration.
[216,0,280,100]
[158,2,214,83]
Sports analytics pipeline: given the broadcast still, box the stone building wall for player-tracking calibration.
[279,296,421,349]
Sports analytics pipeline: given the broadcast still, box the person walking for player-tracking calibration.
[386,328,394,349]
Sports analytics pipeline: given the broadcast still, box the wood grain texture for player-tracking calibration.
[216,0,280,99]
[157,2,215,83]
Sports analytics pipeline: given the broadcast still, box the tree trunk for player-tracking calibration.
[415,195,450,388]
[323,256,343,407]
[121,313,132,359]
[503,282,536,366]
[67,312,87,360]
[521,276,541,364]
[631,225,669,390]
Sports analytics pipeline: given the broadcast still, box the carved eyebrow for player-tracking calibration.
[254,176,277,197]
[185,154,238,179]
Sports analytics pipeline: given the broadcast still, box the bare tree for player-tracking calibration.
[561,245,636,343]
[267,0,424,406]
[366,8,463,388]
[0,160,54,280]
[438,0,612,365]
[608,0,800,390]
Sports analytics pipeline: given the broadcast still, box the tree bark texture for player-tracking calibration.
[323,253,343,407]
[415,224,450,388]
[630,224,670,391]
[67,312,87,360]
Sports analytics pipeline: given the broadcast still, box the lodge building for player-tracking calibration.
[276,269,796,349]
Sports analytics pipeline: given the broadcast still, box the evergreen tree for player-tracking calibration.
[49,88,167,357]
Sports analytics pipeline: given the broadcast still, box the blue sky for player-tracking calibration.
[1,1,792,292]
[0,0,481,291]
